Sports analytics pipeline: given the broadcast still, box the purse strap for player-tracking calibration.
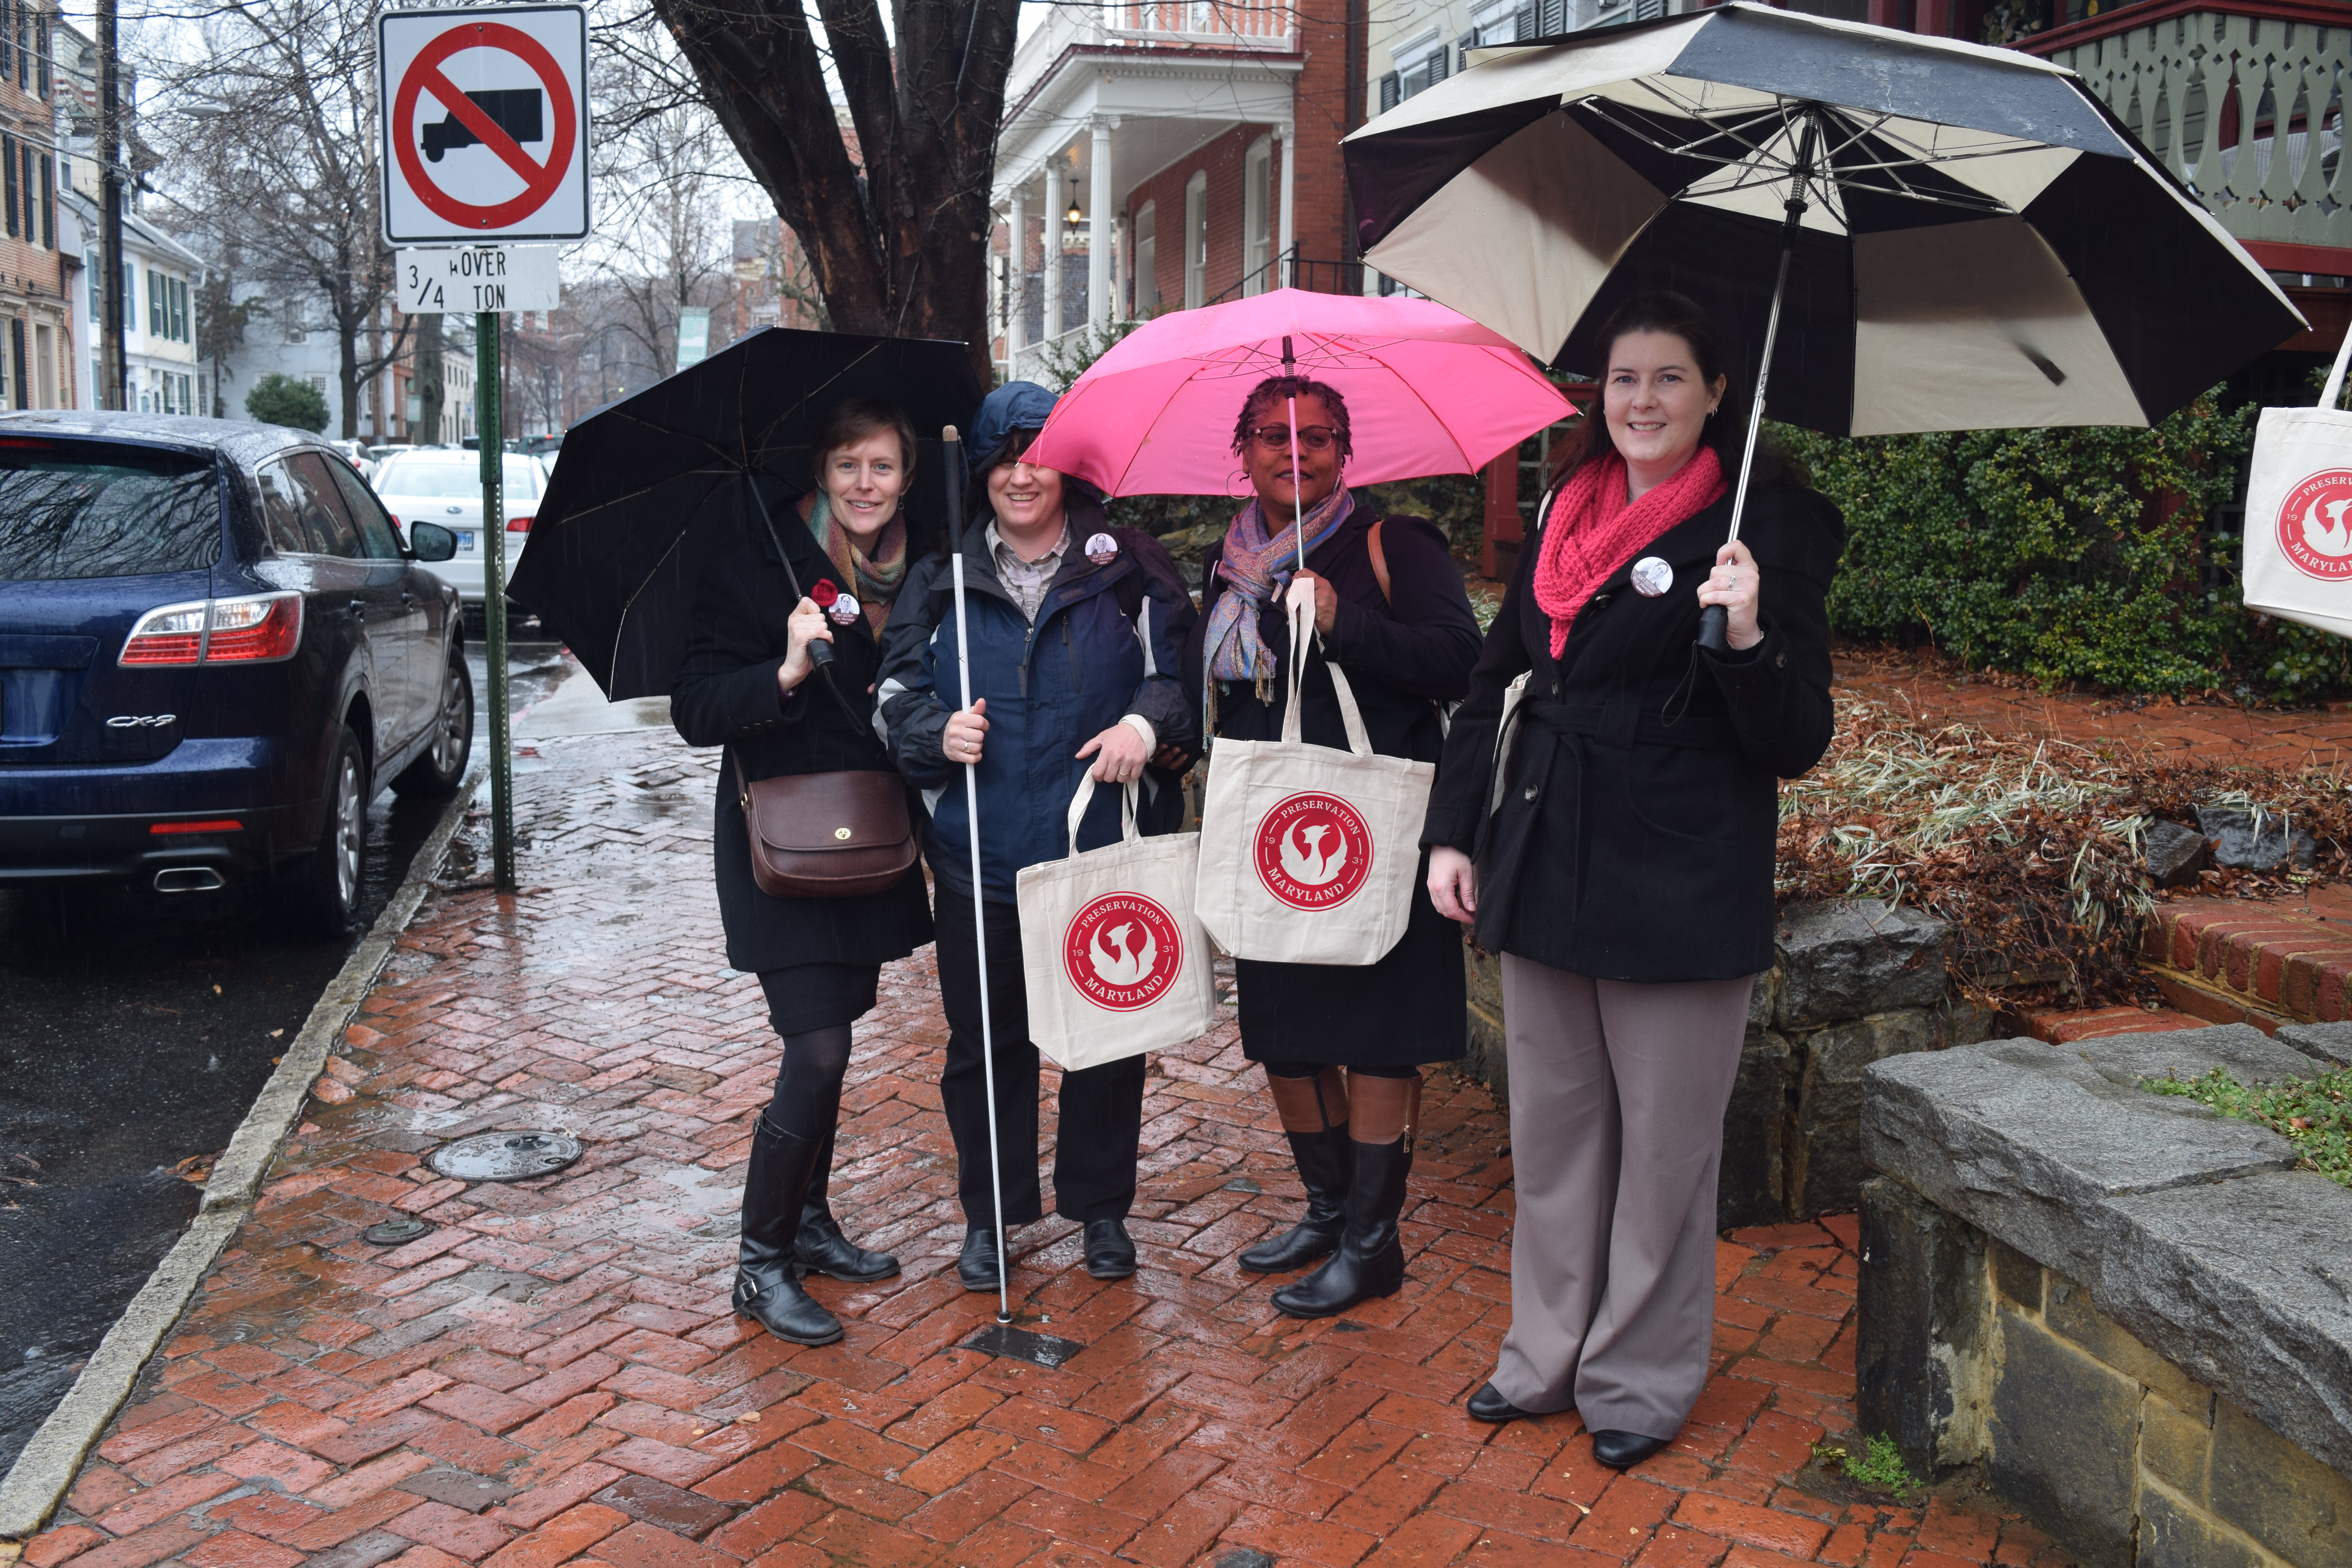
[1278,589,1374,757]
[1064,772,1141,856]
[742,473,875,740]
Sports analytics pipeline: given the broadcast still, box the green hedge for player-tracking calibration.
[1783,395,2352,703]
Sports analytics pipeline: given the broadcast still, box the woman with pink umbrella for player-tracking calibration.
[1030,289,1570,1318]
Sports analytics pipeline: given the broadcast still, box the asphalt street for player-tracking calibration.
[0,636,574,1472]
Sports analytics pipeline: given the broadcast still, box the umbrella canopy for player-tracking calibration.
[1022,288,1575,497]
[506,328,983,699]
[1343,3,2304,437]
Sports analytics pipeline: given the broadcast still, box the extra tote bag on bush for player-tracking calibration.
[1017,775,1217,1071]
[1195,597,1434,965]
[2245,328,2352,639]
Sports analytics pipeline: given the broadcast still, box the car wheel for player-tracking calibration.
[283,725,368,936]
[394,649,473,797]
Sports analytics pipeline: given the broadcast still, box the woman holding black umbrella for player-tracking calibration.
[1420,293,1842,1465]
[1186,376,1483,1319]
[671,397,933,1348]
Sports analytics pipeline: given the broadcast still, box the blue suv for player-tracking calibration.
[0,413,473,932]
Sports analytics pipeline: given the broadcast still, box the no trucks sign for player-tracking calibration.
[378,5,590,244]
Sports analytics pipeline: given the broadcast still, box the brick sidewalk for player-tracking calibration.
[21,730,2065,1568]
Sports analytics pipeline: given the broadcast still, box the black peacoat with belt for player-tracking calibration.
[670,499,933,977]
[1420,479,1844,982]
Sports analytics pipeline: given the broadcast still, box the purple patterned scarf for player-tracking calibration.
[1203,484,1356,692]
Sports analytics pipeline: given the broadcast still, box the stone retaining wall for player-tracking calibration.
[1464,898,1978,1229]
[1857,1024,2352,1568]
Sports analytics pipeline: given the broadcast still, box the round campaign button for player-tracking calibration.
[2278,469,2352,581]
[1252,791,1374,911]
[1085,532,1119,565]
[1063,891,1184,1011]
[1630,556,1673,597]
[828,592,862,624]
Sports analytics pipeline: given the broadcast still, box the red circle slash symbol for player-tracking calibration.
[2279,469,2352,582]
[1063,893,1183,1013]
[1253,791,1373,911]
[392,22,575,230]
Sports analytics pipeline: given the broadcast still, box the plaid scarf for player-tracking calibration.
[806,490,907,633]
[1534,449,1725,658]
[1203,484,1356,693]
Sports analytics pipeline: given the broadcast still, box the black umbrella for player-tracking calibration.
[507,327,984,699]
[1342,5,2307,646]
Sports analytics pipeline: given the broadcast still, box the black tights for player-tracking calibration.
[765,1024,852,1142]
[1261,1061,1418,1079]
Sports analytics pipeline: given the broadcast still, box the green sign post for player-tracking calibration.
[477,314,515,892]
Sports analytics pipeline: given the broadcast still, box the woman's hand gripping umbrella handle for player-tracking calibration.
[942,424,1014,1327]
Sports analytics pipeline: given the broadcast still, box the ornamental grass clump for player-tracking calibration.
[1777,698,2352,1007]
[2144,1067,2352,1189]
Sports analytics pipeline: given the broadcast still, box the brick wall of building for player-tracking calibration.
[0,1,72,409]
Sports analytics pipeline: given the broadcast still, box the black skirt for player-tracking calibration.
[758,963,882,1035]
[1236,848,1468,1067]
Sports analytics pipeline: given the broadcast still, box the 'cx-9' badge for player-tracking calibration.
[106,714,177,728]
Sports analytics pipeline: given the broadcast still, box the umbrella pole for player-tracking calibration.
[942,426,1014,1327]
[1701,114,1818,654]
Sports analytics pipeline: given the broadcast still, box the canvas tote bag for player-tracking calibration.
[1018,775,1218,1071]
[2244,327,2352,639]
[1195,597,1435,965]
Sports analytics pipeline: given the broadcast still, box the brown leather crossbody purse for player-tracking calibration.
[730,483,920,899]
[733,755,917,898]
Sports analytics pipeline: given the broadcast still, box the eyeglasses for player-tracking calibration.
[1251,425,1338,454]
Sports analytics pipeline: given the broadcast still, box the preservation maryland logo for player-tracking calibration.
[1254,791,1374,911]
[2278,469,2352,581]
[1063,892,1184,1012]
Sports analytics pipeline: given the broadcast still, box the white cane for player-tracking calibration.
[941,425,1014,1326]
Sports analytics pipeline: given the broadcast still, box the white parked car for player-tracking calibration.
[370,448,549,606]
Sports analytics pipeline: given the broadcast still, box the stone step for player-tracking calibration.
[2140,897,2352,1030]
[2026,1005,2211,1044]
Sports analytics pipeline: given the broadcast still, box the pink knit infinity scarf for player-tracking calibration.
[1533,448,1726,658]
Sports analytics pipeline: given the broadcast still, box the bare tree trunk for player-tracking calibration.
[416,314,444,444]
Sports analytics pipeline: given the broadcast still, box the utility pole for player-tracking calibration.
[98,0,125,410]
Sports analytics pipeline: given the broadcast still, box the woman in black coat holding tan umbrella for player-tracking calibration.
[1185,376,1483,1319]
[671,399,934,1348]
[1421,292,1843,1465]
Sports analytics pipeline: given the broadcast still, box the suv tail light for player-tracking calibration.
[507,514,532,533]
[120,593,303,666]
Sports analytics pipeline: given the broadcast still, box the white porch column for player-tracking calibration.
[1276,119,1296,287]
[1089,120,1114,325]
[1007,182,1028,356]
[1043,160,1064,342]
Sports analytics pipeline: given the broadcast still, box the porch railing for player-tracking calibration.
[1005,0,1295,107]
[1205,252,1371,305]
[2022,3,2352,250]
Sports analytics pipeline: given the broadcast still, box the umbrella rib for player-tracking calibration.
[603,506,697,696]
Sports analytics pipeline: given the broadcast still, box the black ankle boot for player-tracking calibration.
[1239,1124,1352,1273]
[795,1131,900,1283]
[1271,1134,1408,1319]
[733,1116,845,1345]
[958,1225,1004,1292]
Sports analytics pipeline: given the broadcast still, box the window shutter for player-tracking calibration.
[85,250,97,321]
[1456,32,1473,71]
[150,269,164,336]
[1430,45,1448,82]
[14,1,25,89]
[39,154,50,248]
[176,278,189,341]
[1379,71,1399,111]
[1541,0,1567,35]
[2,1,14,83]
[1515,4,1535,40]
[4,137,18,240]
[34,15,45,97]
[13,319,28,411]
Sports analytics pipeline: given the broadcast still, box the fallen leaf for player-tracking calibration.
[734,1412,760,1425]
[213,984,222,994]
[270,1029,285,1038]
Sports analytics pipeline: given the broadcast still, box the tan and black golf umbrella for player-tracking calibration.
[1345,3,2303,441]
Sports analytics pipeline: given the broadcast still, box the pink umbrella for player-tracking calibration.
[1024,289,1574,519]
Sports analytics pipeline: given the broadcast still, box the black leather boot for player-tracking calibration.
[1240,1125,1352,1273]
[958,1225,1004,1292]
[795,1131,900,1282]
[733,1115,844,1345]
[1270,1134,1409,1318]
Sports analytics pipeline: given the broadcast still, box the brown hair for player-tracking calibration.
[1230,376,1354,464]
[812,397,918,479]
[1546,291,1759,490]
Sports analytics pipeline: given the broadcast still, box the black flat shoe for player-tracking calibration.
[958,1225,1004,1292]
[1082,1219,1137,1280]
[1466,1383,1535,1424]
[1591,1429,1670,1470]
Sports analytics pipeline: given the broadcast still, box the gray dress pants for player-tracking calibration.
[1492,955,1754,1439]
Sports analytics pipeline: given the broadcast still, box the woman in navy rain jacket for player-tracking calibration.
[877,382,1200,1290]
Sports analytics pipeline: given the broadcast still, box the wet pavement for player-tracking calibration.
[0,639,575,1472]
[15,726,2068,1568]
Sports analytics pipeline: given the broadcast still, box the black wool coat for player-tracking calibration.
[1188,511,1483,1065]
[1421,480,1844,982]
[670,504,933,977]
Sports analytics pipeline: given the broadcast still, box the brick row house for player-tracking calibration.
[989,0,1360,381]
[0,0,76,410]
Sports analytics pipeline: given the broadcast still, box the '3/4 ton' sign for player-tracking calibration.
[397,245,561,315]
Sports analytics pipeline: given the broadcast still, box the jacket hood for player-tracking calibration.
[967,382,1059,480]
